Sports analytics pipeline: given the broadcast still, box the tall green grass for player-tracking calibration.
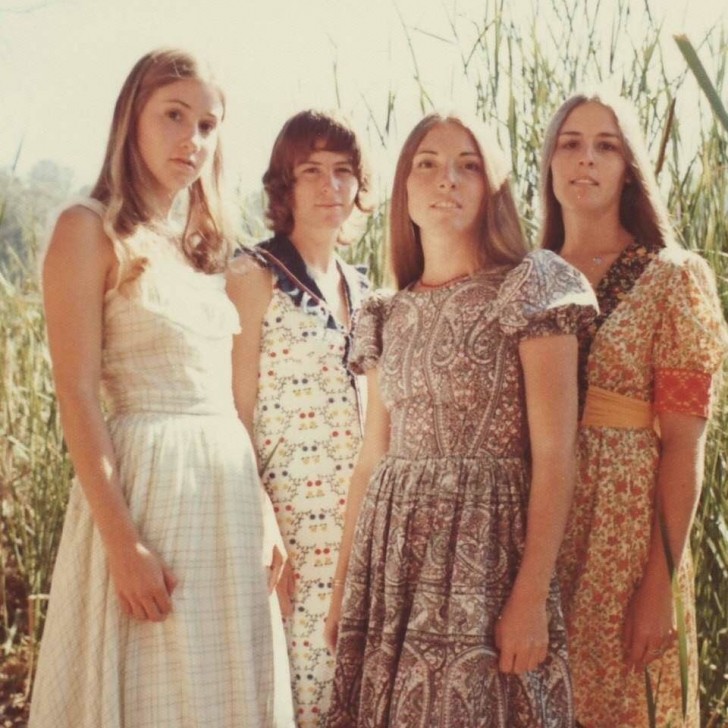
[338,3,728,723]
[1,1,726,724]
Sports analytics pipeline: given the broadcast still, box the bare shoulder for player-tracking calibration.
[43,204,117,294]
[226,253,273,303]
[46,204,115,267]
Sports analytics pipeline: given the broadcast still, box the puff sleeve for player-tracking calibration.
[653,251,728,418]
[498,249,598,340]
[348,291,393,374]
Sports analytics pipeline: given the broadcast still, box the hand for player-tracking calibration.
[623,573,676,670]
[267,545,286,595]
[324,584,345,655]
[276,558,296,617]
[495,592,549,674]
[107,541,178,622]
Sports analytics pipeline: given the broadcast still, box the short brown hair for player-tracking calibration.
[262,109,373,236]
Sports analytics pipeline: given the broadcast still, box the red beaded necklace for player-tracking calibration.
[415,272,472,290]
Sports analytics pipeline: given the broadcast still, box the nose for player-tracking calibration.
[181,123,202,152]
[438,162,457,188]
[579,145,595,166]
[322,169,339,191]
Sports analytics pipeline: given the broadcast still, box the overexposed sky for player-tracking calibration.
[0,0,724,197]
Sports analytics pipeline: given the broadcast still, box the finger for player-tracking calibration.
[527,643,548,673]
[498,645,516,674]
[512,647,531,675]
[154,588,173,616]
[163,567,179,595]
[146,597,167,622]
[118,595,133,618]
[128,599,147,622]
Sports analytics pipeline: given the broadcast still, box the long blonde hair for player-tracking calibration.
[538,92,676,252]
[91,48,230,273]
[389,112,527,290]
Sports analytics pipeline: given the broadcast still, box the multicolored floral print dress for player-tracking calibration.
[30,199,291,728]
[244,236,370,727]
[556,241,728,728]
[326,250,598,728]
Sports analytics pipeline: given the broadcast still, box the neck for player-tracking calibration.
[419,230,482,284]
[289,226,339,274]
[560,209,630,256]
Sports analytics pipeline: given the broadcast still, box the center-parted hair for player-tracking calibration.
[91,48,230,274]
[389,112,527,290]
[538,92,675,252]
[262,109,373,237]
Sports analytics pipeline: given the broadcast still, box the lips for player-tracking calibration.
[571,177,598,185]
[172,158,197,171]
[431,199,461,209]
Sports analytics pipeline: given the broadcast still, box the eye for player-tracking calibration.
[199,119,218,136]
[559,139,579,150]
[597,140,619,152]
[462,160,482,173]
[414,157,435,169]
[335,165,354,176]
[166,109,183,122]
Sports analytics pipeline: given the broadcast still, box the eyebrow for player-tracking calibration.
[414,149,481,156]
[558,130,621,138]
[163,98,221,119]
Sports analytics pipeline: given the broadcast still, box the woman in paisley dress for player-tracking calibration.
[227,109,372,727]
[324,112,597,727]
[540,93,728,727]
[30,49,290,727]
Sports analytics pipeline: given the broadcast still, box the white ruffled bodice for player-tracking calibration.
[73,201,241,417]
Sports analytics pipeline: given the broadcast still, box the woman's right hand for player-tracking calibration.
[107,542,178,622]
[324,585,345,654]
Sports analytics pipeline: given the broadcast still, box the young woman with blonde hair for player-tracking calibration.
[540,92,728,727]
[30,48,290,727]
[324,111,597,727]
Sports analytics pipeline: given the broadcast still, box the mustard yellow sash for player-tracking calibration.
[581,385,655,430]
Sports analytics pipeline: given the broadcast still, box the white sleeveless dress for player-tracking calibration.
[29,199,293,727]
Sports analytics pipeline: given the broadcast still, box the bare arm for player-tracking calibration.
[324,368,390,652]
[496,333,579,674]
[623,412,707,668]
[44,206,176,622]
[226,259,273,438]
[226,259,287,597]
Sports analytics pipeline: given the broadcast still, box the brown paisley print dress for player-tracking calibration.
[557,243,728,728]
[326,250,597,728]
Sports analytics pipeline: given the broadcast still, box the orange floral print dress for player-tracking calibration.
[557,242,728,728]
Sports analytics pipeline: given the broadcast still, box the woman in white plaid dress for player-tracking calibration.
[29,49,292,727]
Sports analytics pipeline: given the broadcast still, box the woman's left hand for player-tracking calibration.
[495,592,549,674]
[623,573,676,670]
[267,545,286,594]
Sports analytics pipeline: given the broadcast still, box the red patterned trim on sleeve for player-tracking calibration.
[654,368,713,418]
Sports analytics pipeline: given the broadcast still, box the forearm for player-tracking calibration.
[513,449,576,600]
[57,388,139,552]
[332,459,376,583]
[643,435,704,585]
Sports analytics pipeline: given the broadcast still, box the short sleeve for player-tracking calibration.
[653,251,728,417]
[348,291,393,374]
[498,249,598,340]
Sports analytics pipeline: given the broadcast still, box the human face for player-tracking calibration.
[550,101,630,217]
[290,149,358,233]
[136,78,223,210]
[406,122,486,242]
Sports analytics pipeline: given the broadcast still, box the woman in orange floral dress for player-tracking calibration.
[539,92,728,727]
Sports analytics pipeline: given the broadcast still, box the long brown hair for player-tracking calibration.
[539,92,676,252]
[262,109,373,237]
[389,112,527,290]
[91,48,230,273]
